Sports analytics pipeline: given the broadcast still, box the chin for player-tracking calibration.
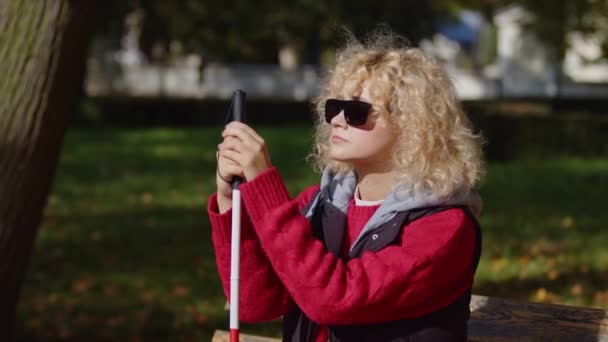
[330,144,380,163]
[329,150,351,161]
[329,152,360,164]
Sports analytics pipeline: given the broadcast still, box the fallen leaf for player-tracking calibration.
[560,216,575,229]
[173,284,190,297]
[194,313,208,326]
[71,276,93,294]
[47,293,59,304]
[89,231,103,241]
[532,288,554,303]
[570,283,584,297]
[143,217,156,228]
[547,270,559,280]
[490,257,507,273]
[518,255,530,265]
[107,315,126,327]
[27,317,42,329]
[593,291,608,306]
[103,284,118,297]
[138,290,156,304]
[140,192,154,205]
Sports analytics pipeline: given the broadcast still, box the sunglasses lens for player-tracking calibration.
[344,101,371,126]
[325,99,342,123]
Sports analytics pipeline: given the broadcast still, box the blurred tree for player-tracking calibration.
[104,0,454,65]
[520,0,608,60]
[335,0,448,44]
[0,0,102,338]
[95,0,608,65]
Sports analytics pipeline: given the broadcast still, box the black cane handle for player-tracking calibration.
[231,90,246,189]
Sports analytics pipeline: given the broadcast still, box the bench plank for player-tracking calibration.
[469,294,608,341]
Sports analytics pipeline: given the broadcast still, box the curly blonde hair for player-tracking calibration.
[311,29,485,198]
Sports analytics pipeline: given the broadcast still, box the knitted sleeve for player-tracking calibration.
[207,169,319,322]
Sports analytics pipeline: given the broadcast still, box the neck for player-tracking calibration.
[355,165,398,202]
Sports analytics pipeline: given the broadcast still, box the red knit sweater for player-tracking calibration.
[208,167,476,341]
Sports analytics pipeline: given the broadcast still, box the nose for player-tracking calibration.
[330,110,347,128]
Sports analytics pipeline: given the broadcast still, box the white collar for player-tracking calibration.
[354,185,384,206]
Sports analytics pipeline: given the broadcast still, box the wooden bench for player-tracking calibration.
[212,294,608,341]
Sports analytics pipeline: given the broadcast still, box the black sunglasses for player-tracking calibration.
[324,99,372,126]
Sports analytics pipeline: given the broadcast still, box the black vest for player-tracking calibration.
[282,193,482,342]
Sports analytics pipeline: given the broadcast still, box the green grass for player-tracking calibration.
[16,125,608,340]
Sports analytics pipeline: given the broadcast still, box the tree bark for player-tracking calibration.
[0,1,101,339]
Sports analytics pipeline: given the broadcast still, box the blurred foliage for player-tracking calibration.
[101,0,457,63]
[521,0,608,60]
[97,0,608,64]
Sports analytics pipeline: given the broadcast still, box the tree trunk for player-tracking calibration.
[0,1,101,339]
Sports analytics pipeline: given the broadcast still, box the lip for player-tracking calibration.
[331,135,348,143]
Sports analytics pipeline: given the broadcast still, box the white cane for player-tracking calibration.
[229,90,246,342]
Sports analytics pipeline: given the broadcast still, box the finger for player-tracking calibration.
[218,136,245,152]
[218,140,240,161]
[224,128,269,160]
[218,149,243,166]
[263,148,272,166]
[222,125,263,147]
[218,155,239,168]
[226,122,264,144]
[217,163,243,181]
[221,135,240,143]
[218,136,239,147]
[220,136,262,162]
[221,126,253,144]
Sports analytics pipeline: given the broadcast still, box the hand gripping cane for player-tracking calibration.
[229,90,246,342]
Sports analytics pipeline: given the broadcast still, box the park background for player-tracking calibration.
[2,0,608,340]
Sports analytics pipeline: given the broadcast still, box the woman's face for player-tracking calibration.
[328,82,398,171]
